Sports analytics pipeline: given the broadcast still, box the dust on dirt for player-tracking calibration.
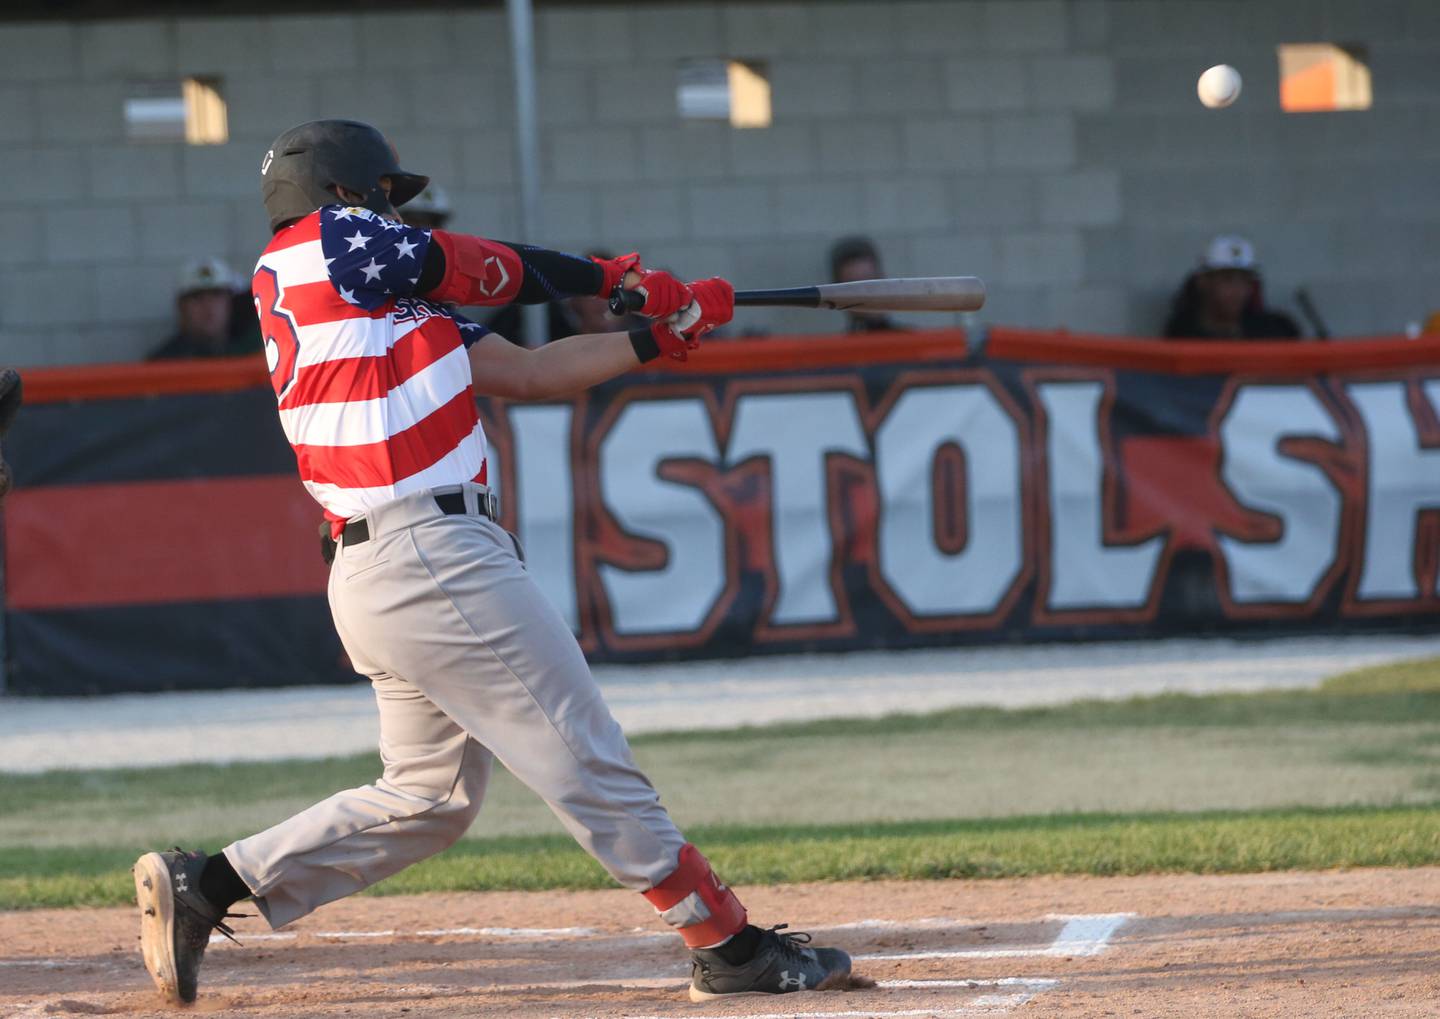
[3,868,1437,1018]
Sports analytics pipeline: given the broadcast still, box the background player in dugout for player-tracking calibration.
[131,120,854,1007]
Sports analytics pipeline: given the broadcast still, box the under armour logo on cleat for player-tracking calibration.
[778,971,807,991]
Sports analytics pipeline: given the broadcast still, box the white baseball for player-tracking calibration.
[1197,64,1242,108]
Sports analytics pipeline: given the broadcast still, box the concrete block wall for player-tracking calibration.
[2,0,1438,366]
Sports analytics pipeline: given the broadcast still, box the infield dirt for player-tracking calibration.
[3,867,1436,1018]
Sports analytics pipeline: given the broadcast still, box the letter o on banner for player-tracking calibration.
[875,384,1023,616]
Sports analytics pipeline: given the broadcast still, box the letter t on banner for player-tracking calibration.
[727,391,868,626]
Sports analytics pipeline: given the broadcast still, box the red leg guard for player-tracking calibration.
[642,844,747,949]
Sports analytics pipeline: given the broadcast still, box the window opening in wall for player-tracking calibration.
[124,77,228,143]
[677,60,772,128]
[1277,43,1371,112]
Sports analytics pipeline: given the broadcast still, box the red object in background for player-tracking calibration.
[4,475,327,611]
[1118,436,1275,550]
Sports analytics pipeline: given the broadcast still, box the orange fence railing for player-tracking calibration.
[19,329,1440,404]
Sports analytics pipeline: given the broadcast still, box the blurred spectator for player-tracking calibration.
[1163,236,1301,341]
[485,249,645,345]
[829,235,903,333]
[400,184,452,230]
[148,258,261,361]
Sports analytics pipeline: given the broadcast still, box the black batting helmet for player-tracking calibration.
[260,120,429,232]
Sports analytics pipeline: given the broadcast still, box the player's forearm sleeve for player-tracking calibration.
[424,232,605,307]
[505,243,607,304]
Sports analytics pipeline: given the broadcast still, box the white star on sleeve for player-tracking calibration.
[360,257,386,282]
[338,285,358,303]
[345,230,370,252]
[394,237,418,260]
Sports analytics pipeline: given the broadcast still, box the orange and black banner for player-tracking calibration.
[4,331,1439,694]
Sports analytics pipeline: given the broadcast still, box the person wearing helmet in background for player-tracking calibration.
[147,257,262,360]
[1163,235,1302,340]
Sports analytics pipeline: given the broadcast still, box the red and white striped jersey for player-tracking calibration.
[252,205,491,531]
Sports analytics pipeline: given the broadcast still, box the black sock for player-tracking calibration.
[199,852,251,910]
[707,924,764,965]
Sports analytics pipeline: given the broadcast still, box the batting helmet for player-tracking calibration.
[260,120,429,232]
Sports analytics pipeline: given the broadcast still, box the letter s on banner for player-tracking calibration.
[509,404,578,631]
[597,398,725,635]
[1217,385,1342,604]
[875,384,1023,616]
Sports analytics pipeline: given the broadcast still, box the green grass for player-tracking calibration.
[1320,655,1440,695]
[4,654,1440,910]
[8,687,1440,850]
[5,805,1438,911]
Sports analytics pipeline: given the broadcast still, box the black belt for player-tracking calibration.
[342,490,497,547]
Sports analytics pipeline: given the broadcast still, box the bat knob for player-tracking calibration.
[609,287,645,316]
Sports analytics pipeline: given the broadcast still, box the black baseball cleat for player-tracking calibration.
[689,924,852,1001]
[133,848,245,1004]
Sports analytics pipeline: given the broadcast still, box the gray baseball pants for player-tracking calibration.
[224,484,687,929]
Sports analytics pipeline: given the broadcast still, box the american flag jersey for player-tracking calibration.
[252,205,491,532]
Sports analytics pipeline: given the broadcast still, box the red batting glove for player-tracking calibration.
[630,268,692,319]
[647,278,734,361]
[663,277,734,340]
[591,252,641,297]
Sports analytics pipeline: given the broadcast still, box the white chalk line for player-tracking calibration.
[1044,913,1135,956]
[881,979,1059,990]
[0,959,89,968]
[856,912,1134,961]
[207,915,998,947]
[513,976,1058,994]
[416,925,600,938]
[566,1009,1026,1019]
[821,916,980,932]
[210,923,601,945]
[229,932,296,942]
[11,908,1124,1019]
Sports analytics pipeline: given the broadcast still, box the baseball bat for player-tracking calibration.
[609,276,986,317]
[1294,287,1330,339]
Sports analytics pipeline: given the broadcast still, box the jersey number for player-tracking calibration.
[253,266,301,400]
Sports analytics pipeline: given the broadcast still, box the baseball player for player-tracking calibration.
[133,120,851,1005]
[0,368,19,504]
